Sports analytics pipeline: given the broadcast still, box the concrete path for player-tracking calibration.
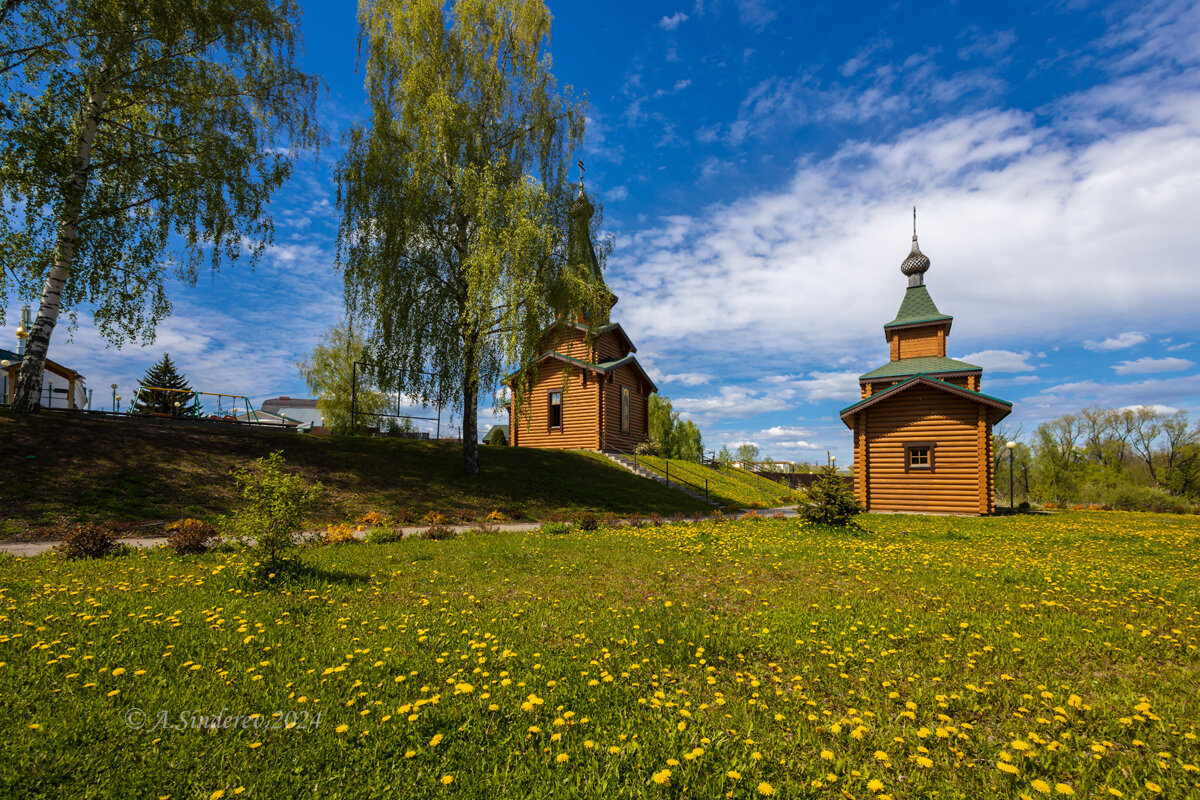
[0,508,799,558]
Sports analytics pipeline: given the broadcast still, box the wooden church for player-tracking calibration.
[839,216,1012,514]
[506,181,656,452]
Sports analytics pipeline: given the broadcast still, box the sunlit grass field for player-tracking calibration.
[1,511,1197,798]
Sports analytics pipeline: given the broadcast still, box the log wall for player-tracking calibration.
[510,365,600,450]
[601,363,649,453]
[857,392,992,514]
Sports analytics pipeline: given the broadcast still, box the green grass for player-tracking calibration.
[0,412,709,537]
[636,456,794,507]
[1,510,1197,798]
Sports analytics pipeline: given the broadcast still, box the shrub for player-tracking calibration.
[56,524,118,559]
[363,527,401,545]
[486,510,505,522]
[575,512,598,531]
[322,524,361,546]
[635,439,662,456]
[420,525,456,540]
[395,508,418,525]
[541,521,572,535]
[600,512,620,527]
[795,465,863,527]
[222,451,323,563]
[356,511,387,526]
[166,519,217,555]
[423,511,449,526]
[648,512,664,527]
[1109,485,1192,515]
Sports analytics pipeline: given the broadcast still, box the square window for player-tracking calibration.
[904,442,936,472]
[548,391,563,430]
[620,386,630,434]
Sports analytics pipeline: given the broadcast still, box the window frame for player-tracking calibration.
[548,390,563,431]
[620,385,631,434]
[903,441,936,472]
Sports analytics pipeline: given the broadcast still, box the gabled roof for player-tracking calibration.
[542,319,636,354]
[839,373,1012,428]
[860,355,981,381]
[884,285,953,330]
[511,350,658,394]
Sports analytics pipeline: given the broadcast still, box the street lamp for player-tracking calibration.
[110,383,118,413]
[1006,440,1018,511]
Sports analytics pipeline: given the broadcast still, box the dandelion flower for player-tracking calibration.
[429,733,443,747]
[821,750,834,761]
[335,724,349,734]
[1055,785,1074,796]
[727,770,742,780]
[652,769,671,786]
[440,775,453,785]
[757,782,774,796]
[867,778,884,792]
[1031,779,1051,795]
[556,754,569,764]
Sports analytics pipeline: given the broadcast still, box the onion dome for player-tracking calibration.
[901,206,930,287]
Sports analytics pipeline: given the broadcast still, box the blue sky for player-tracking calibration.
[8,0,1200,462]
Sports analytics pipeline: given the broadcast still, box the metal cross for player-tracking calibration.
[577,159,585,184]
[913,205,917,237]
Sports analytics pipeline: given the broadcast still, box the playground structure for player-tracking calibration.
[131,386,261,424]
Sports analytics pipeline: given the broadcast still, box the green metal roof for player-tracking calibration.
[859,356,981,380]
[839,373,1012,419]
[884,285,953,329]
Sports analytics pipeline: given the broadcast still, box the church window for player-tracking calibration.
[905,442,935,472]
[548,391,563,430]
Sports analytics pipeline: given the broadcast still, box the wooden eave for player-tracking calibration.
[839,373,1012,429]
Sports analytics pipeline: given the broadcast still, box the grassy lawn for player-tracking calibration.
[1,511,1197,798]
[636,456,795,508]
[0,413,710,537]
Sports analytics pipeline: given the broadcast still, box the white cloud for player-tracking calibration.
[1084,331,1148,351]
[659,371,713,386]
[658,12,688,31]
[1112,356,1194,374]
[606,186,629,202]
[736,0,776,30]
[958,349,1037,373]
[1119,403,1180,415]
[1167,342,1192,351]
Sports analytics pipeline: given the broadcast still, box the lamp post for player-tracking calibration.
[1006,440,1018,511]
[115,395,122,415]
[111,383,118,413]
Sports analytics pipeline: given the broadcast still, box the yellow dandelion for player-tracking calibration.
[556,753,569,764]
[1145,783,1162,794]
[248,742,261,749]
[652,769,671,786]
[757,782,774,796]
[916,756,933,768]
[429,733,443,747]
[998,761,1019,774]
[111,668,126,677]
[727,770,742,780]
[440,775,453,786]
[1032,779,1051,795]
[867,778,885,792]
[821,749,834,760]
[335,724,349,734]
[1055,785,1074,796]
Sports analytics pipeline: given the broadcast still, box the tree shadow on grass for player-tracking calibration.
[239,555,370,592]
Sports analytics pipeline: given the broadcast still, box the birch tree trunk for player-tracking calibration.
[460,328,480,476]
[12,60,111,413]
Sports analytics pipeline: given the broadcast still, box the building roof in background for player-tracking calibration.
[883,285,953,330]
[859,355,981,381]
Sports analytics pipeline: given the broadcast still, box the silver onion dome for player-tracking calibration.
[901,207,930,286]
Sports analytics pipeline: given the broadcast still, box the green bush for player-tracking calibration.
[575,512,598,531]
[222,451,323,563]
[541,521,572,535]
[56,524,118,559]
[796,465,863,526]
[364,527,401,544]
[1109,485,1192,514]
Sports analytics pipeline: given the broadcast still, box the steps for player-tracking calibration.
[601,452,720,506]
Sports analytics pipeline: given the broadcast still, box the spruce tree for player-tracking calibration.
[133,354,195,416]
[796,464,864,527]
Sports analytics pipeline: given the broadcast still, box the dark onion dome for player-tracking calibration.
[901,235,930,278]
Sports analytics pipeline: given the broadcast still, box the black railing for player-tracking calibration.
[721,463,792,497]
[627,453,709,503]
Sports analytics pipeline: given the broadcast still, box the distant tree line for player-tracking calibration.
[997,405,1200,512]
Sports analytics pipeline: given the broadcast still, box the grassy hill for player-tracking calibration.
[635,456,796,507]
[0,412,710,537]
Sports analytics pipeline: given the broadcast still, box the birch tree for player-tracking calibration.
[337,0,596,476]
[1,0,322,412]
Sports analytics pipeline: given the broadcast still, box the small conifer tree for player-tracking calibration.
[796,464,863,526]
[133,354,195,415]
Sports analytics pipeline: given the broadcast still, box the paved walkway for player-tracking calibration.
[0,508,799,558]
